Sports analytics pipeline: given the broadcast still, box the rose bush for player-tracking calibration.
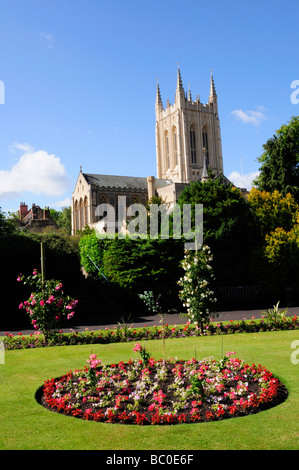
[178,246,218,332]
[17,269,78,343]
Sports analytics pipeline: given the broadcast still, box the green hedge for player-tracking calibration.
[79,234,185,311]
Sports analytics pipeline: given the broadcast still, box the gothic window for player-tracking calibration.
[173,128,178,166]
[131,195,140,204]
[190,125,197,163]
[79,198,84,231]
[84,196,88,226]
[98,194,108,205]
[74,200,79,233]
[202,127,209,164]
[165,132,170,169]
[97,194,109,222]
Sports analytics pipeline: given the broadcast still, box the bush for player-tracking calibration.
[79,235,185,311]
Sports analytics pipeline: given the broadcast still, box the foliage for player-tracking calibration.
[254,115,299,202]
[178,246,217,333]
[0,207,16,235]
[132,342,151,365]
[79,232,109,276]
[177,178,259,286]
[248,188,299,238]
[17,269,78,342]
[49,207,72,235]
[248,188,299,291]
[264,224,299,266]
[262,301,291,328]
[80,236,184,308]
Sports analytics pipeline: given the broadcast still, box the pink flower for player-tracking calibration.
[46,295,55,304]
[133,343,142,352]
[17,275,22,282]
[87,354,101,369]
[40,300,45,306]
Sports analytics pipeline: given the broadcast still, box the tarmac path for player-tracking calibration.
[1,306,298,336]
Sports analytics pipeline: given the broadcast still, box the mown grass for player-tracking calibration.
[1,329,298,450]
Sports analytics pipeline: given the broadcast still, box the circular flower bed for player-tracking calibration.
[37,349,288,425]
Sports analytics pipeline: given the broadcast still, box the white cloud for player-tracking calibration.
[39,32,54,48]
[231,106,267,126]
[9,142,34,154]
[228,170,260,190]
[53,197,72,209]
[0,144,70,199]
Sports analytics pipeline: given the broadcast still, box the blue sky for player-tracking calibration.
[0,0,298,214]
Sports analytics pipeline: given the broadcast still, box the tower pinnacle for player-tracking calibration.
[175,64,185,102]
[209,71,217,102]
[156,80,163,110]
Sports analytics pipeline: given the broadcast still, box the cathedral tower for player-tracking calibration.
[155,66,223,183]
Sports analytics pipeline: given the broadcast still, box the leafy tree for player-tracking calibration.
[177,178,259,286]
[254,116,299,202]
[0,207,17,235]
[248,188,299,238]
[49,207,72,235]
[248,188,299,300]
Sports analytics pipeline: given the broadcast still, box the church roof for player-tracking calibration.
[82,173,173,190]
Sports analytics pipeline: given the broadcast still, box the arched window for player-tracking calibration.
[165,131,170,169]
[173,128,178,166]
[74,200,79,233]
[202,127,209,164]
[97,194,109,222]
[84,196,88,226]
[79,198,84,231]
[190,125,197,163]
[131,195,140,204]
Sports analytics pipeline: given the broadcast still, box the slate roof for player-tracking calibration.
[82,173,173,190]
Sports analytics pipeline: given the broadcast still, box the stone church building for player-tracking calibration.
[71,67,225,235]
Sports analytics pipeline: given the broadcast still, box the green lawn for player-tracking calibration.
[1,330,298,450]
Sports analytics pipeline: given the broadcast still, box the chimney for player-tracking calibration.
[19,202,28,220]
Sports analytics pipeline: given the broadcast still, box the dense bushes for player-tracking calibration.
[79,234,185,312]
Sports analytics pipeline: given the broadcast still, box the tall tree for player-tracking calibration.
[177,178,259,286]
[254,116,299,202]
